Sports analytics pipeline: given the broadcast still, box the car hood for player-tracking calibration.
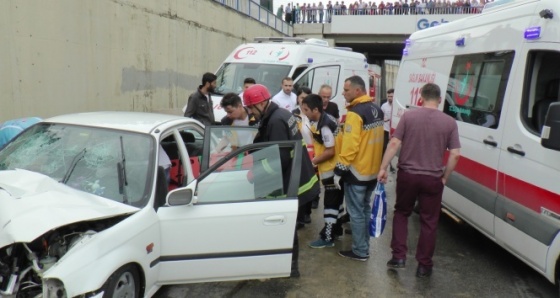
[0,169,138,248]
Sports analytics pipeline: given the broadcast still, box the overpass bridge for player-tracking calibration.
[293,13,475,63]
[214,0,479,96]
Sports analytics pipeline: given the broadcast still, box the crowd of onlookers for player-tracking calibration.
[277,0,491,24]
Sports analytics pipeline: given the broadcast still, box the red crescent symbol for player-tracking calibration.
[233,47,255,60]
[278,50,290,61]
[453,78,475,105]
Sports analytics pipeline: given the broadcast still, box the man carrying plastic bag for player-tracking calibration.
[377,83,460,278]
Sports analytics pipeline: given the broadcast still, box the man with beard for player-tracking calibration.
[243,84,320,278]
[184,72,217,126]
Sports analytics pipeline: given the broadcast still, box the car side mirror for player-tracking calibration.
[167,188,194,206]
[541,102,560,151]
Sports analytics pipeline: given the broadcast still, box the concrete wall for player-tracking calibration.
[0,0,285,121]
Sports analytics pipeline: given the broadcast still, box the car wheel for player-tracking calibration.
[103,264,140,298]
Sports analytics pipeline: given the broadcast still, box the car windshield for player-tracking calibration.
[0,123,154,207]
[214,63,291,95]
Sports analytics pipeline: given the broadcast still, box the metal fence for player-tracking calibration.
[293,6,484,24]
[213,0,293,36]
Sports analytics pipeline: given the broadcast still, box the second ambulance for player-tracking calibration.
[392,0,560,286]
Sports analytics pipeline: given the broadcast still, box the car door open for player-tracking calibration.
[156,126,302,283]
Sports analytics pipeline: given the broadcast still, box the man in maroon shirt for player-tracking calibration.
[377,83,461,278]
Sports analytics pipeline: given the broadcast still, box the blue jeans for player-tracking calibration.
[344,183,375,257]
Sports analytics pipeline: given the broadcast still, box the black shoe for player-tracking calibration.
[304,214,312,224]
[311,200,319,209]
[339,213,350,224]
[296,222,305,230]
[386,258,406,268]
[290,269,300,278]
[416,266,432,278]
[338,250,369,261]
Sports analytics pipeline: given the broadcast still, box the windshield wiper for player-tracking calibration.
[61,148,87,184]
[117,136,129,204]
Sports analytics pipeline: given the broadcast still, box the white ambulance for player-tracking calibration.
[391,0,560,286]
[212,37,370,121]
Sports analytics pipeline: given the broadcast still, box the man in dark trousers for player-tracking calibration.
[243,84,320,278]
[301,94,344,248]
[184,72,217,126]
[378,83,461,278]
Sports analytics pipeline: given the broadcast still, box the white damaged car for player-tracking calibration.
[0,112,301,297]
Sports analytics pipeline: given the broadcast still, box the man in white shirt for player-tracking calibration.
[238,77,256,100]
[381,88,395,172]
[272,77,298,112]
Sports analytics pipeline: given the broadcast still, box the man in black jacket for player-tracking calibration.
[243,84,320,278]
[184,72,217,126]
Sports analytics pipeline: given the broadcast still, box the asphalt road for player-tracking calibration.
[154,173,557,298]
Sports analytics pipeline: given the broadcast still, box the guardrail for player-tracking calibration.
[213,0,293,36]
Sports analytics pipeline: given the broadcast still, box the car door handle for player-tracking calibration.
[263,215,286,225]
[483,139,498,147]
[507,146,525,157]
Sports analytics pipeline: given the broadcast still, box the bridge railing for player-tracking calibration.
[291,6,483,24]
[213,0,293,36]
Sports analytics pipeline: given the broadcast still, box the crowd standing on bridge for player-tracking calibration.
[278,0,491,24]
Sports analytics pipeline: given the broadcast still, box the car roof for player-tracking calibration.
[44,111,198,134]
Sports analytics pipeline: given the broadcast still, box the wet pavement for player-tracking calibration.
[154,172,557,298]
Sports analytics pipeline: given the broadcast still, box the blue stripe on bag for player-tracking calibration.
[369,183,387,238]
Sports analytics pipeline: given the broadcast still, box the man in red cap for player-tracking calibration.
[243,84,320,278]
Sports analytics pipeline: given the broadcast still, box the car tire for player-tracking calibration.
[102,264,141,298]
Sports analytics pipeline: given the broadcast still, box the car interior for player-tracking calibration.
[160,130,203,192]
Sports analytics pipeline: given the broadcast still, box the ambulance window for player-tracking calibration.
[443,51,514,129]
[293,66,341,96]
[292,66,308,80]
[215,63,291,95]
[521,51,560,135]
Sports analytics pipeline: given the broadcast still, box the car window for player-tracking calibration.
[521,50,560,134]
[196,144,285,204]
[209,126,258,165]
[0,123,154,207]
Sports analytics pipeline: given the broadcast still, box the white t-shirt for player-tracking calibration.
[381,102,392,132]
[300,115,314,146]
[158,145,172,169]
[272,91,297,112]
[231,116,254,147]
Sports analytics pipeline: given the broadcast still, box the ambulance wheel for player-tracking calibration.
[103,264,141,298]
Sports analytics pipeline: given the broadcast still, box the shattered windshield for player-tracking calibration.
[0,123,154,207]
[214,63,291,95]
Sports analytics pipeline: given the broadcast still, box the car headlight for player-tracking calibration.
[42,278,67,298]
